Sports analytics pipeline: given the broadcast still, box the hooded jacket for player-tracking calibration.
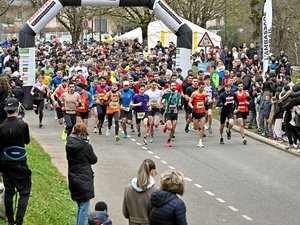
[88,211,112,225]
[66,135,97,202]
[148,190,187,225]
[122,177,157,225]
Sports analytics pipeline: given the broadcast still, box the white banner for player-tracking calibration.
[19,48,35,86]
[175,48,191,78]
[262,0,272,75]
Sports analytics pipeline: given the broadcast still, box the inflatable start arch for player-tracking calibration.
[19,0,192,104]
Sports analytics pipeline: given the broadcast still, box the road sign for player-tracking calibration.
[198,32,214,48]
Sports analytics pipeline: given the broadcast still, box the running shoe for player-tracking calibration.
[98,128,102,135]
[166,141,172,147]
[150,137,154,143]
[93,127,98,133]
[205,125,208,130]
[106,129,111,136]
[123,132,128,139]
[143,139,148,145]
[162,124,167,133]
[208,128,212,134]
[242,137,247,145]
[226,129,231,140]
[220,137,224,144]
[197,140,204,148]
[39,123,43,128]
[160,120,164,125]
[185,124,189,133]
[115,135,120,142]
[138,131,141,137]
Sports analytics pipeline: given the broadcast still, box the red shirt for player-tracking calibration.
[164,82,182,93]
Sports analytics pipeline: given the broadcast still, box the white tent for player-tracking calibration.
[148,19,222,52]
[114,27,143,44]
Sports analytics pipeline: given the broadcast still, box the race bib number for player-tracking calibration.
[168,105,176,110]
[149,99,159,106]
[98,93,104,99]
[196,101,204,109]
[137,112,145,119]
[123,107,130,112]
[109,102,118,108]
[79,99,86,109]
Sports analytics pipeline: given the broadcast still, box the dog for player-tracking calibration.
[0,173,6,219]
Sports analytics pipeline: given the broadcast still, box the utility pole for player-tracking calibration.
[224,0,227,45]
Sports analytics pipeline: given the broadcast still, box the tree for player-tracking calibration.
[0,0,16,17]
[55,7,88,44]
[110,7,154,41]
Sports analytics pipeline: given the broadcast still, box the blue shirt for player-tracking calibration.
[49,76,62,89]
[119,88,135,108]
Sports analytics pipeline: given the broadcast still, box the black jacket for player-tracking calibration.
[148,190,187,225]
[66,135,97,202]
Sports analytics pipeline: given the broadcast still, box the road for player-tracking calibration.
[25,109,300,225]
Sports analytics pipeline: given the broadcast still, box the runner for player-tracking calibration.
[60,82,80,136]
[104,82,122,142]
[216,83,235,144]
[183,77,198,133]
[145,80,162,143]
[51,76,68,125]
[188,82,211,148]
[30,75,48,128]
[93,76,110,135]
[76,83,93,127]
[161,82,181,147]
[130,84,150,145]
[119,80,135,138]
[204,75,215,134]
[234,81,250,144]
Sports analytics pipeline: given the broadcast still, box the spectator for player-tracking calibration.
[122,159,157,225]
[66,123,98,225]
[88,201,112,225]
[148,170,187,225]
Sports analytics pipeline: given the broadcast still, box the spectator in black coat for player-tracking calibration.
[66,123,98,225]
[148,170,187,225]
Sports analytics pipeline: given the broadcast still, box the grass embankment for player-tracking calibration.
[0,138,77,225]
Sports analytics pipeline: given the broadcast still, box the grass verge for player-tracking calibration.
[0,137,77,225]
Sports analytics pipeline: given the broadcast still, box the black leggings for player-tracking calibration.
[33,99,44,123]
[107,111,119,135]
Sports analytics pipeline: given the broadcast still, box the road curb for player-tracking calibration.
[212,119,300,157]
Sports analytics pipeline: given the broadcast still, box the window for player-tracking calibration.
[16,11,22,20]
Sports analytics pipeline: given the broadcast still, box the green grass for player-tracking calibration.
[0,138,77,225]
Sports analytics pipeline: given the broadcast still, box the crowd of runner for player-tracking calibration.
[1,37,300,151]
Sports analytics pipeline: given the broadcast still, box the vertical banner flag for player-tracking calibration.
[262,0,272,75]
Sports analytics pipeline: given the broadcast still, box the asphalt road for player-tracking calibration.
[25,109,300,225]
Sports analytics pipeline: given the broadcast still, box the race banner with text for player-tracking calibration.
[262,0,272,75]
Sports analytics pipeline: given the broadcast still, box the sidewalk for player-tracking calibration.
[219,120,300,157]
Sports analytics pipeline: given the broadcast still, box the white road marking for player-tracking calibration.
[242,215,253,221]
[185,177,192,182]
[136,142,142,146]
[228,206,239,212]
[142,147,148,150]
[205,191,215,196]
[168,166,175,170]
[154,155,160,159]
[147,151,154,154]
[160,160,168,164]
[216,198,226,203]
[193,184,203,189]
[131,138,136,142]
